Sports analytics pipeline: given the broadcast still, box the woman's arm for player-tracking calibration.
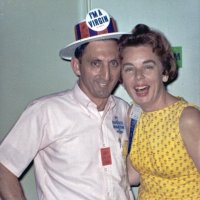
[127,156,140,186]
[180,106,200,173]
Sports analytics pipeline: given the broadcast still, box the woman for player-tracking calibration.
[119,24,200,199]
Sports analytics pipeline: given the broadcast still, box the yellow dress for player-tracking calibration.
[130,98,200,199]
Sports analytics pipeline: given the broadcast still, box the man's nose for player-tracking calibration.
[101,65,111,80]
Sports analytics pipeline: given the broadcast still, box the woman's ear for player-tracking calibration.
[71,58,81,76]
[162,75,169,83]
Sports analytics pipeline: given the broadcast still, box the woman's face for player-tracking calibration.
[121,45,168,112]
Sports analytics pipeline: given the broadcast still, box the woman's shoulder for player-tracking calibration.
[180,105,200,127]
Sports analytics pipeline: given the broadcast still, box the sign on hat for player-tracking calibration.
[59,8,126,61]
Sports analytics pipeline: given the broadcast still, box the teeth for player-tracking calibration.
[99,83,107,87]
[135,86,147,90]
[134,85,149,93]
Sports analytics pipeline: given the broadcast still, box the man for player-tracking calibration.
[0,8,133,200]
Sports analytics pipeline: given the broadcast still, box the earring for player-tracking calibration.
[162,75,168,82]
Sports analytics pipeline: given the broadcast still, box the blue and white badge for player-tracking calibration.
[128,104,142,154]
[112,116,125,134]
[86,8,110,32]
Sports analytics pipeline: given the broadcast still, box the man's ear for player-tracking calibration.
[71,58,81,76]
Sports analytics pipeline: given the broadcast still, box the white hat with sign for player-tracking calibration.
[59,8,127,61]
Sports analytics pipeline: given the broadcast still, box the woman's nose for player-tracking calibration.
[135,68,145,80]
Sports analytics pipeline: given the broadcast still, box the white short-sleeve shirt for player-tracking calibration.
[0,83,132,200]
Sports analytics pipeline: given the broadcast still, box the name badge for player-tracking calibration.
[100,147,112,166]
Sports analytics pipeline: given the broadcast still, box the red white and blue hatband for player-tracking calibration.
[59,8,128,61]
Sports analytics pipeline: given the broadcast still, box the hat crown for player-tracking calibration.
[75,8,118,41]
[59,8,125,61]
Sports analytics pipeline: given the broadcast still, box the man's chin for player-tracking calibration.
[96,92,111,99]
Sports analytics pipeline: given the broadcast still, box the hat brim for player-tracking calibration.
[59,32,127,61]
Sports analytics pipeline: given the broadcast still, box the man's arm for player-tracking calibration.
[0,163,26,200]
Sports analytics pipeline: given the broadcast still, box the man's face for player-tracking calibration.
[72,40,120,107]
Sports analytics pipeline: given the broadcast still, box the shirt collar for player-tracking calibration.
[73,82,116,111]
